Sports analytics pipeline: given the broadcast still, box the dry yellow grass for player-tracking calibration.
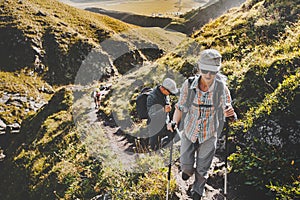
[60,0,207,16]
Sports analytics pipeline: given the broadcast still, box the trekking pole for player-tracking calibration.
[166,120,183,200]
[166,136,173,200]
[174,127,182,140]
[224,119,229,200]
[166,113,172,200]
[224,107,237,200]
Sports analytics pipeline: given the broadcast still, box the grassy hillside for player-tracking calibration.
[0,0,131,47]
[0,85,179,199]
[0,0,184,199]
[0,0,130,84]
[0,88,103,200]
[163,0,299,198]
[0,0,299,199]
[0,71,52,125]
[0,0,186,85]
[107,0,299,199]
[179,0,246,34]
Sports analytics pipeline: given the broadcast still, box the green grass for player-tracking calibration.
[0,71,52,124]
[151,0,299,198]
[0,71,50,98]
[1,0,299,199]
[1,0,134,49]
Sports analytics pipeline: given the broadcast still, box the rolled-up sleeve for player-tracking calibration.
[221,86,232,109]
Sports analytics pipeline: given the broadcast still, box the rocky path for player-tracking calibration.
[86,104,231,199]
[95,110,138,171]
[82,99,136,172]
[82,82,237,199]
[172,155,226,200]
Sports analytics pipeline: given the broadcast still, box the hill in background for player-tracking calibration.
[0,0,186,85]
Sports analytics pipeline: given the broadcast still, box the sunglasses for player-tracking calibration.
[201,69,218,75]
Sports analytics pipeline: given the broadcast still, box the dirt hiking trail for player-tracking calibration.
[86,95,236,199]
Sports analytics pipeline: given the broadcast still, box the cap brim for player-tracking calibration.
[170,88,179,95]
[199,63,220,72]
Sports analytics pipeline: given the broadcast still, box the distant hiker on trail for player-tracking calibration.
[167,49,237,200]
[92,88,101,109]
[147,78,179,150]
[92,84,111,109]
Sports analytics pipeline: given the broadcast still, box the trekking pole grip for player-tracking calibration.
[171,121,177,130]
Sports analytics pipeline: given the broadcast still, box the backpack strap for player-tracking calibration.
[186,75,225,108]
[186,76,197,109]
[178,76,196,131]
[213,79,223,108]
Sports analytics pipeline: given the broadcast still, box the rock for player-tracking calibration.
[38,84,55,94]
[0,151,5,161]
[0,119,6,129]
[0,119,6,135]
[7,123,21,134]
[6,99,23,108]
[36,11,47,17]
[90,194,111,200]
[32,46,43,55]
[0,93,10,104]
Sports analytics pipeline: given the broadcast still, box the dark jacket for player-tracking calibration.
[146,86,169,135]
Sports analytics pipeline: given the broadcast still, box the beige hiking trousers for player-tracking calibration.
[180,134,217,196]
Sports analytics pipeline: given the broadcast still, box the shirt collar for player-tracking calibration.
[190,75,216,92]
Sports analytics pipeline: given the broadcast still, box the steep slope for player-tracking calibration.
[162,0,299,198]
[0,1,187,199]
[180,0,247,34]
[0,0,126,84]
[0,0,186,85]
[107,0,299,199]
[1,0,299,199]
[0,71,53,157]
[0,88,103,200]
[0,84,180,199]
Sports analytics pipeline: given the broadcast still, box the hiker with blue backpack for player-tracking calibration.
[146,78,179,150]
[167,49,237,200]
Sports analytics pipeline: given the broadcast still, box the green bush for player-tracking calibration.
[229,72,300,199]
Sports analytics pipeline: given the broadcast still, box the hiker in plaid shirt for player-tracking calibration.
[167,49,236,200]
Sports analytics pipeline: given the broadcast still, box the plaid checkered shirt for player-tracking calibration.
[176,75,232,143]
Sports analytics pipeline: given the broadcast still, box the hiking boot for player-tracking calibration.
[181,172,190,181]
[191,191,202,200]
